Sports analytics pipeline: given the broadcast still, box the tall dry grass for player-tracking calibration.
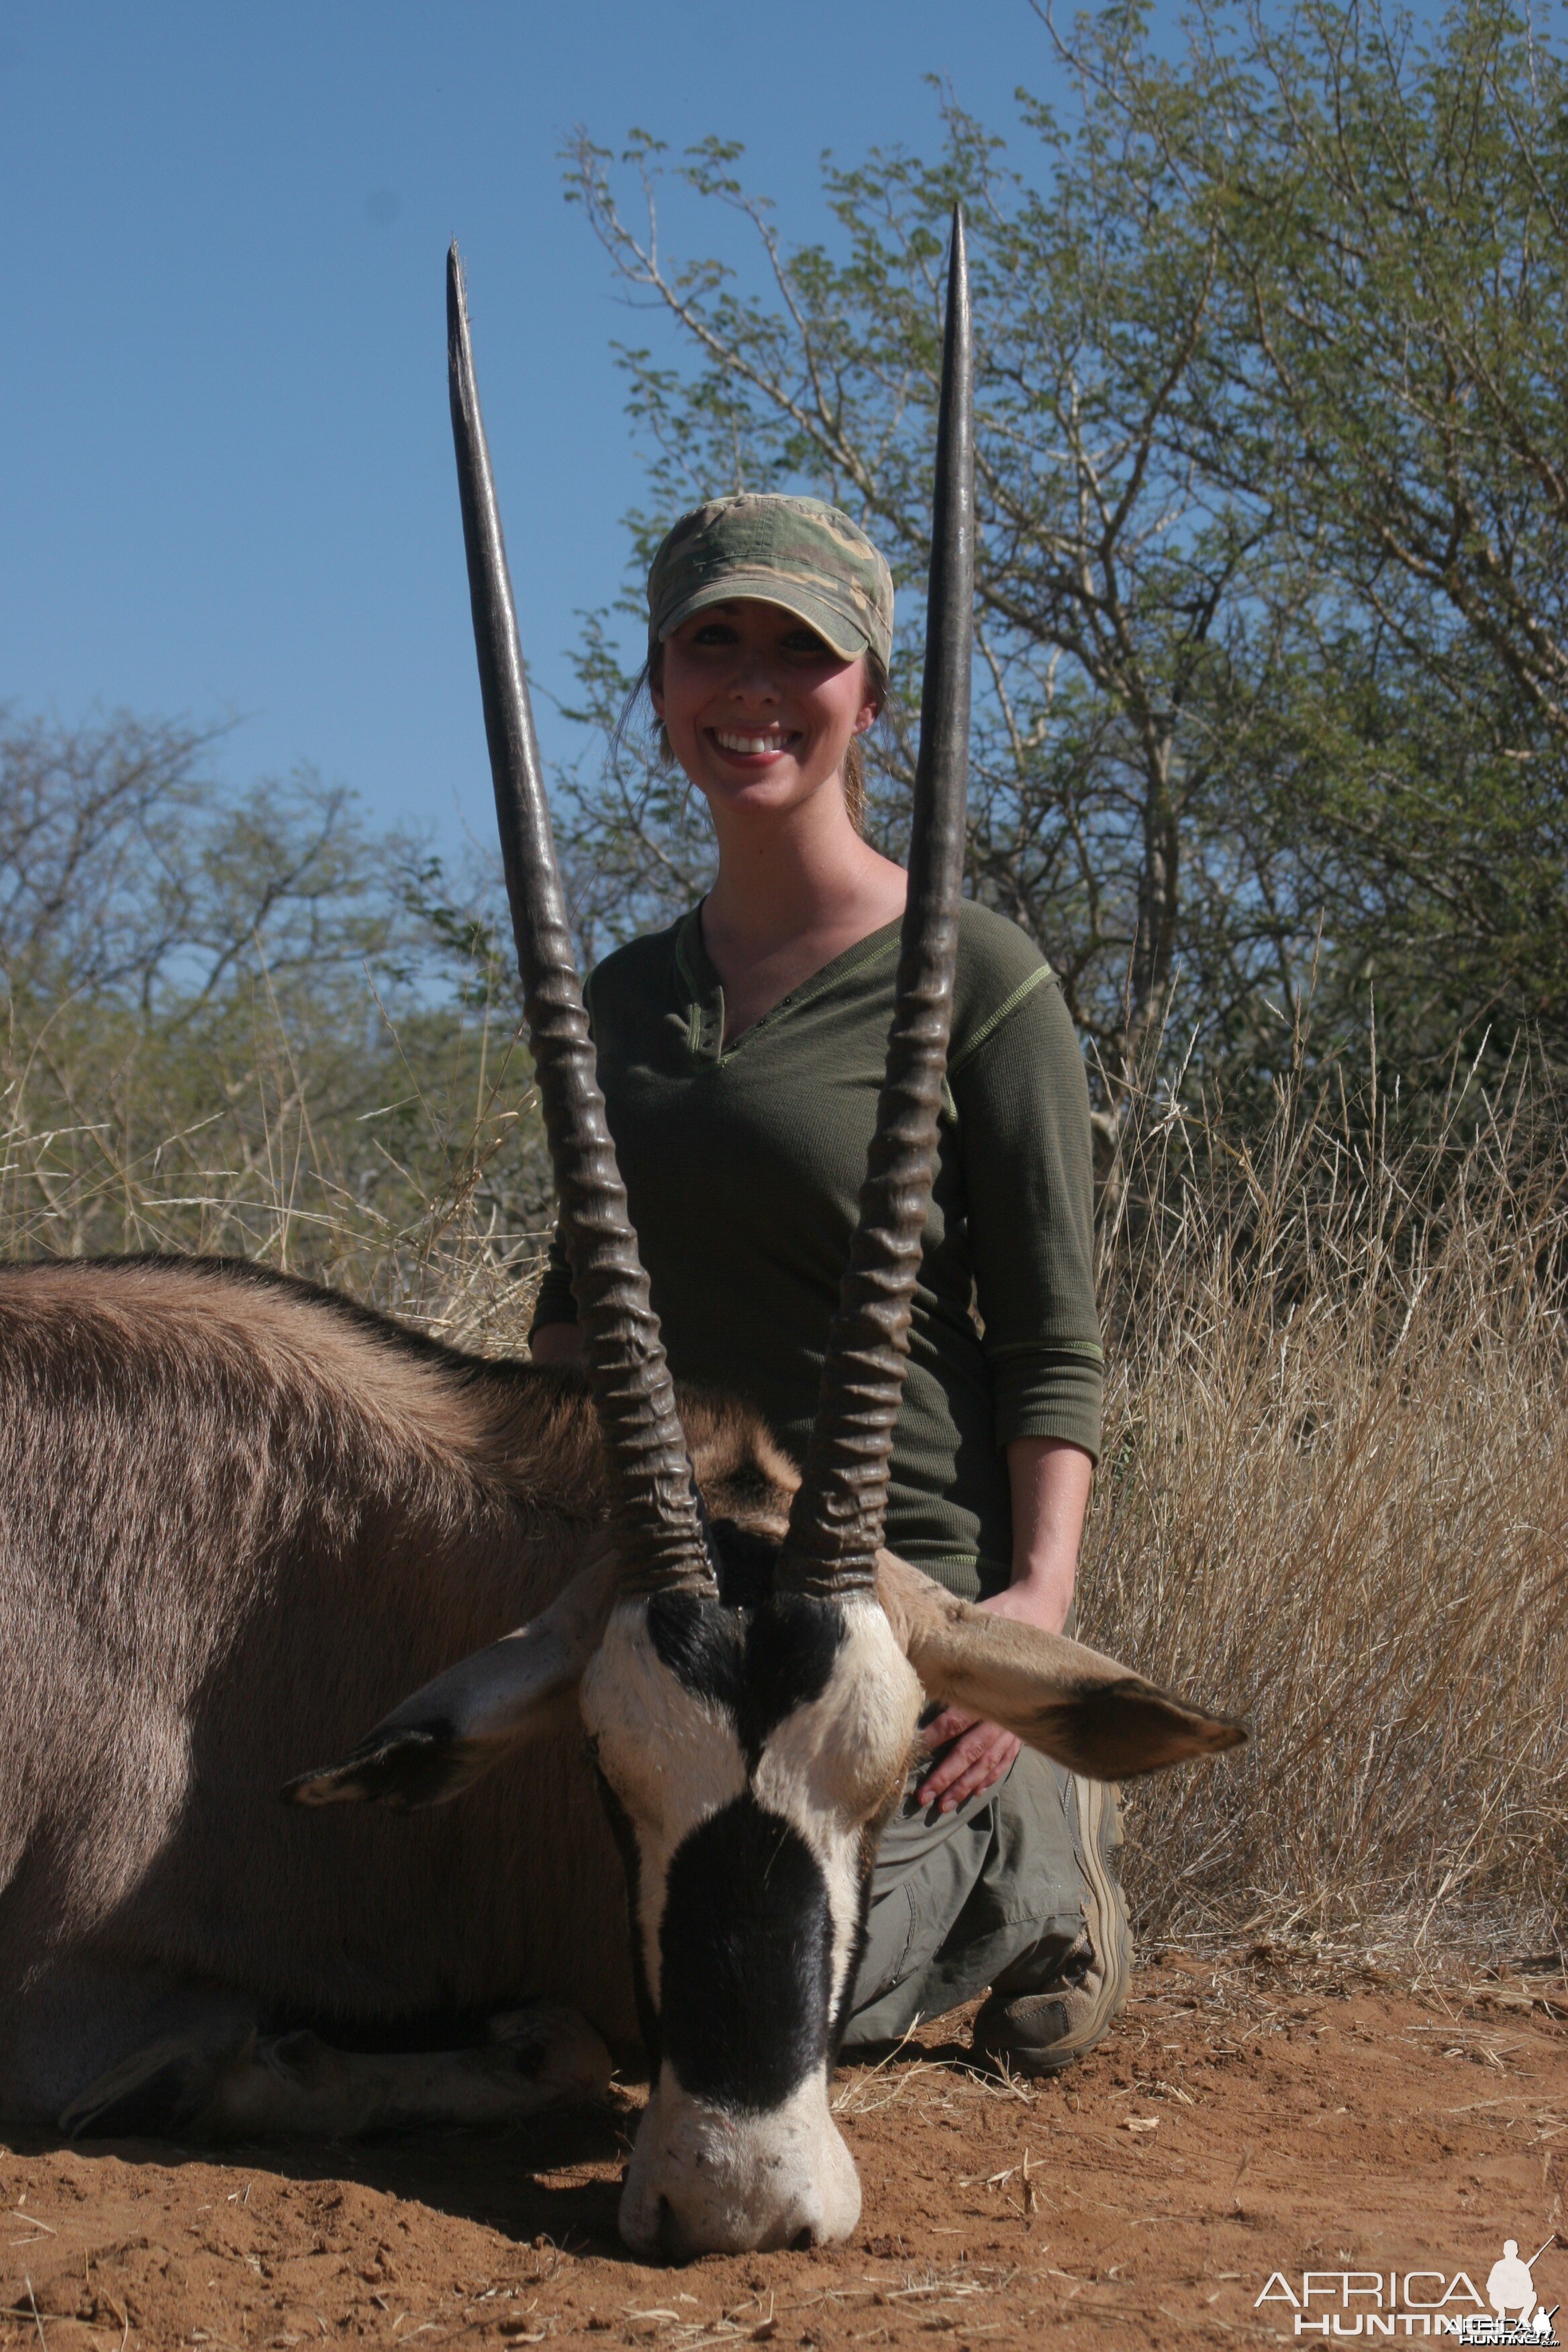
[0,990,550,1355]
[1083,1055,1568,1960]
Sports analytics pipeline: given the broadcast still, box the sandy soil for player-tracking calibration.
[2,1951,1565,2351]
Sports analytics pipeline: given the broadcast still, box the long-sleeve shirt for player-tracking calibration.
[530,897,1102,1600]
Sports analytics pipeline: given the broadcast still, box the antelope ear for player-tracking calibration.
[875,1553,1246,1780]
[283,1542,619,1812]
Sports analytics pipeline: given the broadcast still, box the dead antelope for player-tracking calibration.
[0,222,1243,2258]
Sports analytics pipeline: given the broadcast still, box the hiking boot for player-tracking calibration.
[971,1775,1130,2077]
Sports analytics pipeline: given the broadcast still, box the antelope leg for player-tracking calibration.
[66,2006,611,2139]
[201,2006,611,2135]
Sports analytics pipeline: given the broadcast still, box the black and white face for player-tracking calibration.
[579,1559,922,2258]
[293,1457,1242,2261]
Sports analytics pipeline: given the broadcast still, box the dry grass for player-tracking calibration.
[0,991,549,1353]
[1084,1052,1568,1959]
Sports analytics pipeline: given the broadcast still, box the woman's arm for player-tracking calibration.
[914,1436,1094,1811]
[912,962,1101,1810]
[990,1434,1093,1638]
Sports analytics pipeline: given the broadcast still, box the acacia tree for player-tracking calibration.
[1104,0,1568,1061]
[0,705,401,1018]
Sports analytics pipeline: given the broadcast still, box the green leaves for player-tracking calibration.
[1137,0,1568,1062]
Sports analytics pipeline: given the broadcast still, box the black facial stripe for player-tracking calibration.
[658,1794,833,2110]
[746,1594,848,1757]
[591,1758,662,2068]
[644,1587,745,1720]
[646,1589,848,1771]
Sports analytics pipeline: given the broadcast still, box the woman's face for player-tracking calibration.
[651,599,878,824]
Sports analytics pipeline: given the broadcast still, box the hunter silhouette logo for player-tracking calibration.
[1253,2235,1559,2339]
[1457,2239,1561,2345]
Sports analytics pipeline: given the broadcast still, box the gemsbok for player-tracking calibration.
[0,219,1244,2258]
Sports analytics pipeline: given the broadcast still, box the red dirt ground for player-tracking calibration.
[3,1951,1565,2351]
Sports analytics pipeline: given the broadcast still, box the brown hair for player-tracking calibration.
[634,643,891,836]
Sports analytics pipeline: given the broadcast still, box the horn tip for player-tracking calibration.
[447,243,470,344]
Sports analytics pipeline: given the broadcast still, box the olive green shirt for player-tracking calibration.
[531,898,1102,1600]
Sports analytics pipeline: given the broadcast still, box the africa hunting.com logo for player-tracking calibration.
[1253,2236,1559,2340]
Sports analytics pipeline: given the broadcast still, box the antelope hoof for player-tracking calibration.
[487,2004,613,2108]
[62,2031,249,2140]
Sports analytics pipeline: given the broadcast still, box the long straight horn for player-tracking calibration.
[778,207,974,1600]
[447,243,716,1597]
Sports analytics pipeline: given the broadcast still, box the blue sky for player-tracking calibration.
[1,1,1074,867]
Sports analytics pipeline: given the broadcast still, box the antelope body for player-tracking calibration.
[0,1255,773,2115]
[0,1251,1236,2256]
[0,227,1245,2258]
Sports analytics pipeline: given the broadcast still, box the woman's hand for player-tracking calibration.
[914,1438,1093,1814]
[913,1579,1050,1810]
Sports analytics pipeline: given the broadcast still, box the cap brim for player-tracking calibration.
[656,575,870,663]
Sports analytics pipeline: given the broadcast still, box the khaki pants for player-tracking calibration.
[842,1745,1097,2047]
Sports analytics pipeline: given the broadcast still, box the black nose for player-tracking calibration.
[790,2224,818,2252]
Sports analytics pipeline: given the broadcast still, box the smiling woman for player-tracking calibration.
[649,583,903,1038]
[530,490,1123,2078]
[656,601,886,826]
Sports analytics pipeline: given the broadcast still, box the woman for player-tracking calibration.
[531,493,1126,2074]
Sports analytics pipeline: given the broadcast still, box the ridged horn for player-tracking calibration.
[447,242,716,1597]
[777,207,974,1600]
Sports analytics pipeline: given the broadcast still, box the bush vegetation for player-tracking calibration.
[0,705,548,1343]
[1087,1046,1568,1958]
[561,0,1568,1130]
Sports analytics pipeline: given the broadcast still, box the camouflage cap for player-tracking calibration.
[647,494,894,668]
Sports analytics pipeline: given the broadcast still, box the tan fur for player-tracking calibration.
[875,1552,1246,1777]
[0,1257,793,2122]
